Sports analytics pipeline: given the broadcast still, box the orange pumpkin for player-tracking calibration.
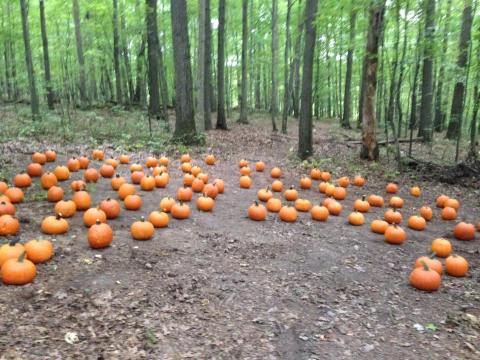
[72,190,91,210]
[248,202,267,221]
[83,208,107,227]
[155,173,169,188]
[0,201,15,216]
[255,161,265,172]
[124,194,142,210]
[336,176,350,188]
[54,200,77,218]
[445,255,469,277]
[41,214,69,234]
[88,221,113,249]
[171,202,191,219]
[239,176,252,189]
[384,208,402,224]
[441,206,457,221]
[26,163,43,177]
[99,198,121,219]
[271,180,283,192]
[181,162,192,173]
[453,221,475,241]
[105,158,119,169]
[300,176,312,190]
[213,179,225,193]
[99,164,115,178]
[197,194,215,212]
[191,166,202,177]
[40,172,58,189]
[368,194,384,207]
[354,196,370,212]
[159,197,175,213]
[431,238,452,258]
[4,188,24,204]
[92,149,105,160]
[326,200,342,216]
[67,157,80,172]
[78,156,90,169]
[24,239,54,264]
[348,211,365,226]
[146,156,158,168]
[47,186,64,203]
[310,205,329,221]
[205,154,216,165]
[111,174,126,190]
[436,194,449,208]
[239,159,249,168]
[119,154,130,164]
[181,154,192,163]
[414,256,443,275]
[131,217,155,240]
[0,215,19,236]
[407,215,426,231]
[203,183,218,199]
[266,198,282,213]
[45,150,56,162]
[370,219,389,234]
[270,167,282,178]
[284,186,298,201]
[444,198,460,210]
[419,206,433,221]
[53,166,70,181]
[332,186,347,200]
[0,181,8,193]
[410,186,421,197]
[130,163,143,173]
[140,175,156,191]
[177,187,193,202]
[148,210,169,228]
[13,173,32,188]
[352,175,365,187]
[384,224,406,245]
[279,205,298,222]
[70,180,86,192]
[191,177,205,193]
[118,183,136,200]
[320,171,331,181]
[84,168,100,183]
[389,196,404,209]
[385,182,398,194]
[32,152,47,164]
[159,156,169,166]
[131,171,145,184]
[294,199,312,212]
[1,252,36,285]
[0,238,24,267]
[257,187,273,202]
[409,261,441,292]
[310,168,321,180]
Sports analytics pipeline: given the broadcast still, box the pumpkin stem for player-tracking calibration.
[17,251,27,262]
[254,200,259,206]
[419,260,430,271]
[95,219,101,225]
[362,195,366,201]
[56,213,63,220]
[140,216,145,222]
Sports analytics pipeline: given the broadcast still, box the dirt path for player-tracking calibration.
[0,119,479,359]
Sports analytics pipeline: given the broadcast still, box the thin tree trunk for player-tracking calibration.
[20,0,40,120]
[446,0,473,140]
[360,0,386,161]
[271,0,279,132]
[341,10,356,129]
[39,0,54,109]
[113,0,122,104]
[133,36,146,105]
[418,0,436,141]
[282,0,291,133]
[197,0,212,130]
[238,0,249,124]
[216,0,227,129]
[408,20,423,156]
[120,0,134,104]
[72,0,88,107]
[298,0,319,160]
[170,0,197,142]
[395,0,409,138]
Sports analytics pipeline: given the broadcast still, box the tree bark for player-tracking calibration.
[113,0,122,104]
[72,0,88,107]
[146,0,162,120]
[360,0,386,161]
[395,0,409,138]
[298,0,318,160]
[271,0,279,132]
[238,0,249,124]
[170,0,197,143]
[216,0,227,129]
[20,0,40,120]
[341,10,356,129]
[39,0,54,109]
[446,0,473,140]
[418,0,436,142]
[281,0,292,134]
[120,0,133,104]
[133,36,146,105]
[197,0,213,130]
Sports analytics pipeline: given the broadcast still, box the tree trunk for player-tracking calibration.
[357,55,367,129]
[120,0,134,104]
[341,10,356,129]
[39,0,54,109]
[20,0,40,120]
[418,0,436,142]
[216,0,227,129]
[395,0,409,138]
[360,0,386,161]
[146,0,162,120]
[72,0,88,107]
[408,20,423,156]
[170,0,197,143]
[197,0,213,131]
[113,0,122,104]
[133,36,146,105]
[298,0,319,160]
[281,0,292,133]
[446,0,473,140]
[270,0,279,132]
[238,0,249,124]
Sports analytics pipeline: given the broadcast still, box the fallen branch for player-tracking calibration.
[347,137,423,146]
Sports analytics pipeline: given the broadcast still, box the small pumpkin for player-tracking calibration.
[24,239,54,263]
[5,187,24,204]
[197,172,209,184]
[407,215,426,231]
[409,261,441,292]
[0,237,24,267]
[105,158,119,169]
[130,163,143,173]
[67,157,80,172]
[370,219,389,234]
[336,176,350,188]
[348,211,365,226]
[354,196,370,213]
[239,176,252,189]
[118,183,136,200]
[32,152,47,164]
[310,205,329,221]
[284,186,298,201]
[119,154,130,164]
[181,162,192,173]
[270,167,282,178]
[453,221,475,241]
[385,182,398,194]
[0,201,15,216]
[13,173,32,188]
[92,149,105,160]
[436,194,449,208]
[414,256,442,275]
[159,156,169,166]
[324,183,335,197]
[160,197,176,213]
[410,186,421,197]
[271,180,283,192]
[294,199,312,212]
[124,194,142,210]
[99,198,121,219]
[53,166,70,181]
[266,198,282,213]
[257,187,273,202]
[248,201,267,221]
[54,200,76,218]
[131,171,145,184]
[197,194,215,212]
[441,206,457,221]
[239,159,249,168]
[83,208,107,227]
[131,217,155,240]
[78,156,90,169]
[88,220,113,249]
[191,166,202,177]
[1,252,36,285]
[146,156,158,168]
[99,164,115,178]
[213,179,225,194]
[352,175,365,187]
[72,190,91,211]
[70,180,86,191]
[445,255,469,277]
[140,175,155,191]
[279,205,298,223]
[177,186,193,202]
[84,168,100,183]
[41,214,69,235]
[332,186,347,200]
[318,182,328,193]
[45,150,56,162]
[111,174,126,190]
[181,154,192,163]
[326,200,342,216]
[300,176,312,190]
[47,186,64,203]
[205,154,216,165]
[431,238,452,258]
[320,171,331,181]
[0,181,8,193]
[171,202,191,219]
[155,173,169,188]
[26,163,43,177]
[368,194,384,207]
[419,206,433,221]
[191,177,205,193]
[389,196,404,209]
[148,210,169,228]
[384,224,406,245]
[310,168,321,180]
[0,214,20,236]
[384,208,402,224]
[444,198,460,210]
[203,183,218,199]
[255,161,265,172]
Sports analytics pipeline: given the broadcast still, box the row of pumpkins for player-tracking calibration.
[0,150,222,285]
[237,159,476,292]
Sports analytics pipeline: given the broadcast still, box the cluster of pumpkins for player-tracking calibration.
[239,160,477,292]
[0,150,223,286]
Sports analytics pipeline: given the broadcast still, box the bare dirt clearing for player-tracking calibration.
[0,117,479,360]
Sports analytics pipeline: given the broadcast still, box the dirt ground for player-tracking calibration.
[0,116,479,360]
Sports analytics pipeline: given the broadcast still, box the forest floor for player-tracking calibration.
[0,105,479,359]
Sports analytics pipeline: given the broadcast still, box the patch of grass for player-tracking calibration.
[26,189,47,202]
